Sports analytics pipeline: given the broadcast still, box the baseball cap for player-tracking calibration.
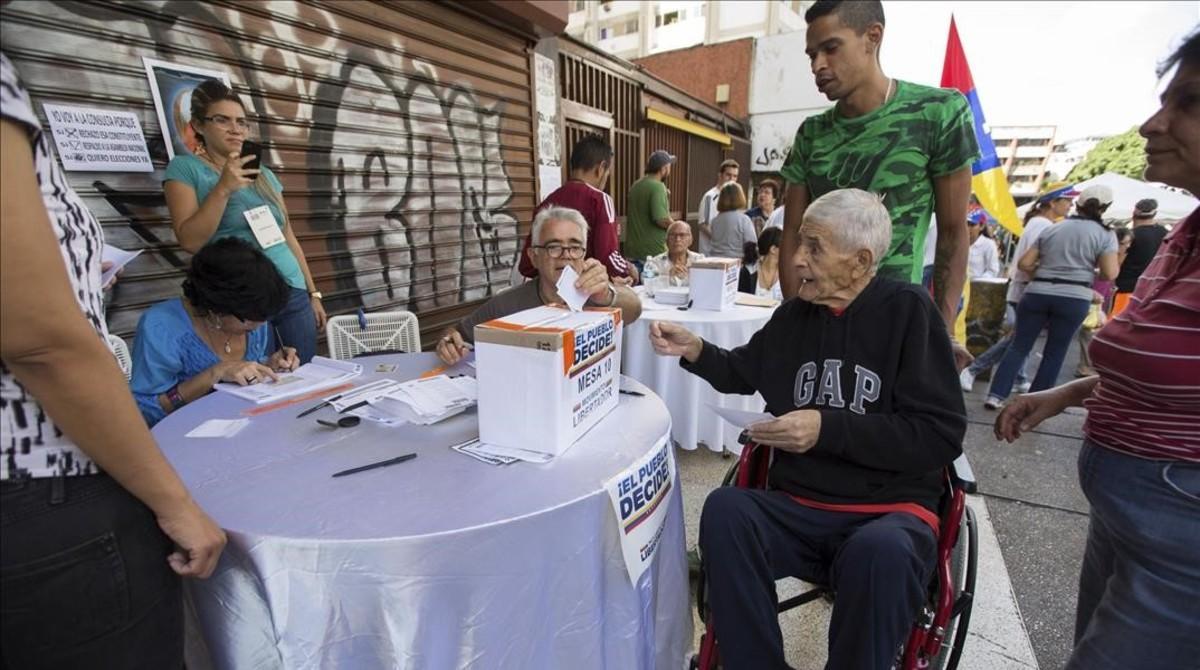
[645,150,676,172]
[1134,198,1158,217]
[1036,183,1079,204]
[1076,184,1115,208]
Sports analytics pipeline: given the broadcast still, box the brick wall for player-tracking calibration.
[633,38,754,121]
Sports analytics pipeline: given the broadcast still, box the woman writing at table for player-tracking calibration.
[131,238,299,427]
[163,79,325,364]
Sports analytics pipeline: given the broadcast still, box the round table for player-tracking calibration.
[623,291,775,452]
[154,353,691,670]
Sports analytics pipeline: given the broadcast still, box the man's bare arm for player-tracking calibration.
[778,183,811,298]
[931,168,972,327]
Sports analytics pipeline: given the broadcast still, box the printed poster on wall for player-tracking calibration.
[142,58,232,160]
[605,434,676,584]
[42,103,153,172]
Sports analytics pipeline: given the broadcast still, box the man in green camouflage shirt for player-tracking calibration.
[779,0,979,368]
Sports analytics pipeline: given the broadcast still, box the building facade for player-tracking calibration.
[1044,136,1105,183]
[566,1,808,60]
[991,125,1057,201]
[632,38,754,119]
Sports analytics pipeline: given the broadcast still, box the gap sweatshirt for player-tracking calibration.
[682,277,966,514]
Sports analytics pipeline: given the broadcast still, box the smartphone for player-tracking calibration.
[240,139,262,171]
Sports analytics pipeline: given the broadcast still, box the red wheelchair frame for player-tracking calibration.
[693,440,978,670]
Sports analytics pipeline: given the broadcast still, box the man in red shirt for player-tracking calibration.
[518,135,634,282]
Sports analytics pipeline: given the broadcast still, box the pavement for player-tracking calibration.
[675,342,1094,669]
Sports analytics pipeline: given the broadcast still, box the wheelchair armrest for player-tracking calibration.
[950,454,978,494]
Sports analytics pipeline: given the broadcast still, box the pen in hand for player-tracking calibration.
[272,326,298,372]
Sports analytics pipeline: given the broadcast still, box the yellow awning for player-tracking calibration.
[646,108,731,146]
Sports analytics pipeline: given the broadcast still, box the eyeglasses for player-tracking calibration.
[202,114,250,131]
[532,244,586,259]
[667,233,692,239]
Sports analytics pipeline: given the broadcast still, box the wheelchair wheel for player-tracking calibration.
[928,503,978,670]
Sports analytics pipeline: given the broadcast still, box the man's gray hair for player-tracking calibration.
[531,206,588,246]
[803,189,892,269]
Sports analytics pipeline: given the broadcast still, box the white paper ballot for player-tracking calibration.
[554,264,591,312]
[102,244,142,286]
[186,418,250,438]
[709,404,774,429]
[470,442,554,464]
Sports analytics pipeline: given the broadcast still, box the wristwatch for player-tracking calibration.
[604,284,618,307]
[309,291,323,300]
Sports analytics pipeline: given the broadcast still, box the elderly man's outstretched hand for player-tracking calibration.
[747,410,822,454]
[649,321,702,362]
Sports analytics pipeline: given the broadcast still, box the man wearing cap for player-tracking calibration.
[625,150,683,270]
[1112,198,1167,316]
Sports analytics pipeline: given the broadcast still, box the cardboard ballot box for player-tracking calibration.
[475,306,623,456]
[688,258,740,311]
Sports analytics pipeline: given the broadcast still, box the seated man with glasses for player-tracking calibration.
[436,206,642,366]
[647,220,704,286]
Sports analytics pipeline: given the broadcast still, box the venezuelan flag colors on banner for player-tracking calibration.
[941,16,1023,236]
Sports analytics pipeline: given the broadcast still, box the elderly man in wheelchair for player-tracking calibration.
[650,188,968,669]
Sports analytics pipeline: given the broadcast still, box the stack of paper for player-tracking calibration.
[368,375,477,425]
[214,356,362,404]
[450,438,554,465]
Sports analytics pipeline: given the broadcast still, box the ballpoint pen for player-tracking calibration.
[331,453,417,478]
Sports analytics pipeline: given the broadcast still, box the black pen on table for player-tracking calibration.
[331,453,418,478]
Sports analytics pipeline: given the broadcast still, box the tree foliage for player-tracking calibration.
[1067,127,1147,182]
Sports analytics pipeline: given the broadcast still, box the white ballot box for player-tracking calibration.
[689,258,739,311]
[475,306,623,456]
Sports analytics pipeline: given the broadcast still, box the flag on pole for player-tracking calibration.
[941,16,1022,235]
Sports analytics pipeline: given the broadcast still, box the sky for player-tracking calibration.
[878,1,1198,141]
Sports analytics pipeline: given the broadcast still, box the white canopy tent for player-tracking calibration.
[1016,172,1197,224]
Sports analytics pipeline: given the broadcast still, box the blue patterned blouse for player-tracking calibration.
[130,298,269,426]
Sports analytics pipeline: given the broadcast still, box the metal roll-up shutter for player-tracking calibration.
[0,0,537,346]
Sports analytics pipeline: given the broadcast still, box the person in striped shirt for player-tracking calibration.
[995,31,1200,670]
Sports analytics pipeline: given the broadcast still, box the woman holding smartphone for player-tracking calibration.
[164,79,325,363]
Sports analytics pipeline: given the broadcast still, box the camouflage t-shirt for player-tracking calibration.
[780,80,979,283]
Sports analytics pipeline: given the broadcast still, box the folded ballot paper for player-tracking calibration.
[366,375,478,425]
[214,356,361,404]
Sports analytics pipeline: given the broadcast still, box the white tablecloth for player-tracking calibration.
[623,293,775,452]
[154,353,691,670]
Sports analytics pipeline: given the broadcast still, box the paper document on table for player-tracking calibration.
[102,244,142,286]
[214,356,362,404]
[329,379,404,412]
[554,264,591,312]
[451,438,519,466]
[709,404,774,429]
[471,442,554,464]
[369,375,477,425]
[186,418,250,438]
[735,292,779,308]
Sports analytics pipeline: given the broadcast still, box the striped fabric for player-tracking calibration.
[1084,207,1200,462]
[1,53,106,480]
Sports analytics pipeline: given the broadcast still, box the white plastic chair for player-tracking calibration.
[325,311,421,360]
[106,333,132,380]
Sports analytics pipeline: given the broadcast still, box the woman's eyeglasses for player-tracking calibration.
[532,244,586,259]
[202,114,250,131]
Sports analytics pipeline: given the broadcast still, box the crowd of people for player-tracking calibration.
[0,0,1195,668]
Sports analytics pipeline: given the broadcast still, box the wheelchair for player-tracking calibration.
[692,437,978,670]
